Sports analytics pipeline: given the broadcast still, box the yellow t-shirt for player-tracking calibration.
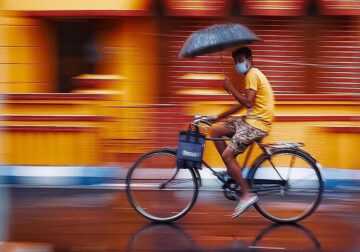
[244,67,275,133]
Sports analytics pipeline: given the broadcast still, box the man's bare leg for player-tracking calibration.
[210,125,233,157]
[222,146,258,218]
[221,147,250,197]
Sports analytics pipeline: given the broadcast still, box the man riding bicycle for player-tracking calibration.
[206,47,275,218]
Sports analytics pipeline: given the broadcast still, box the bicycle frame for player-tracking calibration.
[173,119,307,193]
[196,137,289,194]
[202,136,255,177]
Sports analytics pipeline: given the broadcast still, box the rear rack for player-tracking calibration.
[262,142,304,150]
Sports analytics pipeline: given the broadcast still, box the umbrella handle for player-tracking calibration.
[220,51,226,77]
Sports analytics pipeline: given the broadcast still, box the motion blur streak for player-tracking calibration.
[0,0,359,251]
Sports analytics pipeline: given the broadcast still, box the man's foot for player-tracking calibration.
[232,194,258,219]
[217,171,231,182]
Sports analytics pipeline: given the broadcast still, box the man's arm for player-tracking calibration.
[223,78,256,109]
[217,104,243,120]
[206,104,242,122]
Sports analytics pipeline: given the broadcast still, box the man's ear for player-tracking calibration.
[246,57,251,67]
[248,57,253,66]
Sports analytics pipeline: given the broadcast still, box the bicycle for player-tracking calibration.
[126,116,324,223]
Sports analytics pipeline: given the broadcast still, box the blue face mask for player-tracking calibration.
[235,61,249,74]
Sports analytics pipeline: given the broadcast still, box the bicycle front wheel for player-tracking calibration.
[248,148,323,223]
[126,149,198,222]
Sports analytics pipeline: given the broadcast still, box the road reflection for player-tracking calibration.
[126,222,322,252]
[126,223,196,252]
[7,189,360,251]
[250,223,321,251]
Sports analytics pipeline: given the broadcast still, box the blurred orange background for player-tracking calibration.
[0,0,359,170]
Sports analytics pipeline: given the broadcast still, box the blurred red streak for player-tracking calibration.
[1,116,113,122]
[2,94,107,101]
[0,126,98,132]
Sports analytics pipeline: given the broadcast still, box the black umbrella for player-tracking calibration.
[178,23,262,58]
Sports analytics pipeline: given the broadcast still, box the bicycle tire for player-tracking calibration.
[248,148,323,223]
[126,149,199,223]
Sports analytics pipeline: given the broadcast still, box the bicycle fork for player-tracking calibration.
[159,167,202,189]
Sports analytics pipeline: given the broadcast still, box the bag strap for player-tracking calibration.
[183,123,205,143]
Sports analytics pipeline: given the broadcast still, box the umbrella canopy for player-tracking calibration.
[178,23,262,58]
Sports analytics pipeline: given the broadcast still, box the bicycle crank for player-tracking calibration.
[222,179,241,201]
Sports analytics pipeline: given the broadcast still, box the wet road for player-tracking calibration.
[1,187,359,251]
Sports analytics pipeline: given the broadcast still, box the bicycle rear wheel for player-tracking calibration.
[248,148,323,223]
[126,149,198,222]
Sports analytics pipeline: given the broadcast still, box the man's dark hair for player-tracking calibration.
[232,47,252,59]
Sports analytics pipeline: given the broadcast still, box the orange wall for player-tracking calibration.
[0,12,358,170]
[97,17,159,105]
[0,15,56,93]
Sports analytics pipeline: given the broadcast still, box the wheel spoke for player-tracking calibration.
[163,179,195,187]
[287,155,296,180]
[254,189,283,198]
[268,158,285,181]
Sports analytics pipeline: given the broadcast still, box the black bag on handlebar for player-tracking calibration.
[176,127,205,169]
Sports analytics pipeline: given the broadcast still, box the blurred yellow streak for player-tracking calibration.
[176,88,228,96]
[179,73,225,80]
[2,0,150,11]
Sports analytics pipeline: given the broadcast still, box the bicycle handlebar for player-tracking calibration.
[190,115,213,130]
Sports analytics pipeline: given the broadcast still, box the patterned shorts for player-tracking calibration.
[223,117,267,156]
